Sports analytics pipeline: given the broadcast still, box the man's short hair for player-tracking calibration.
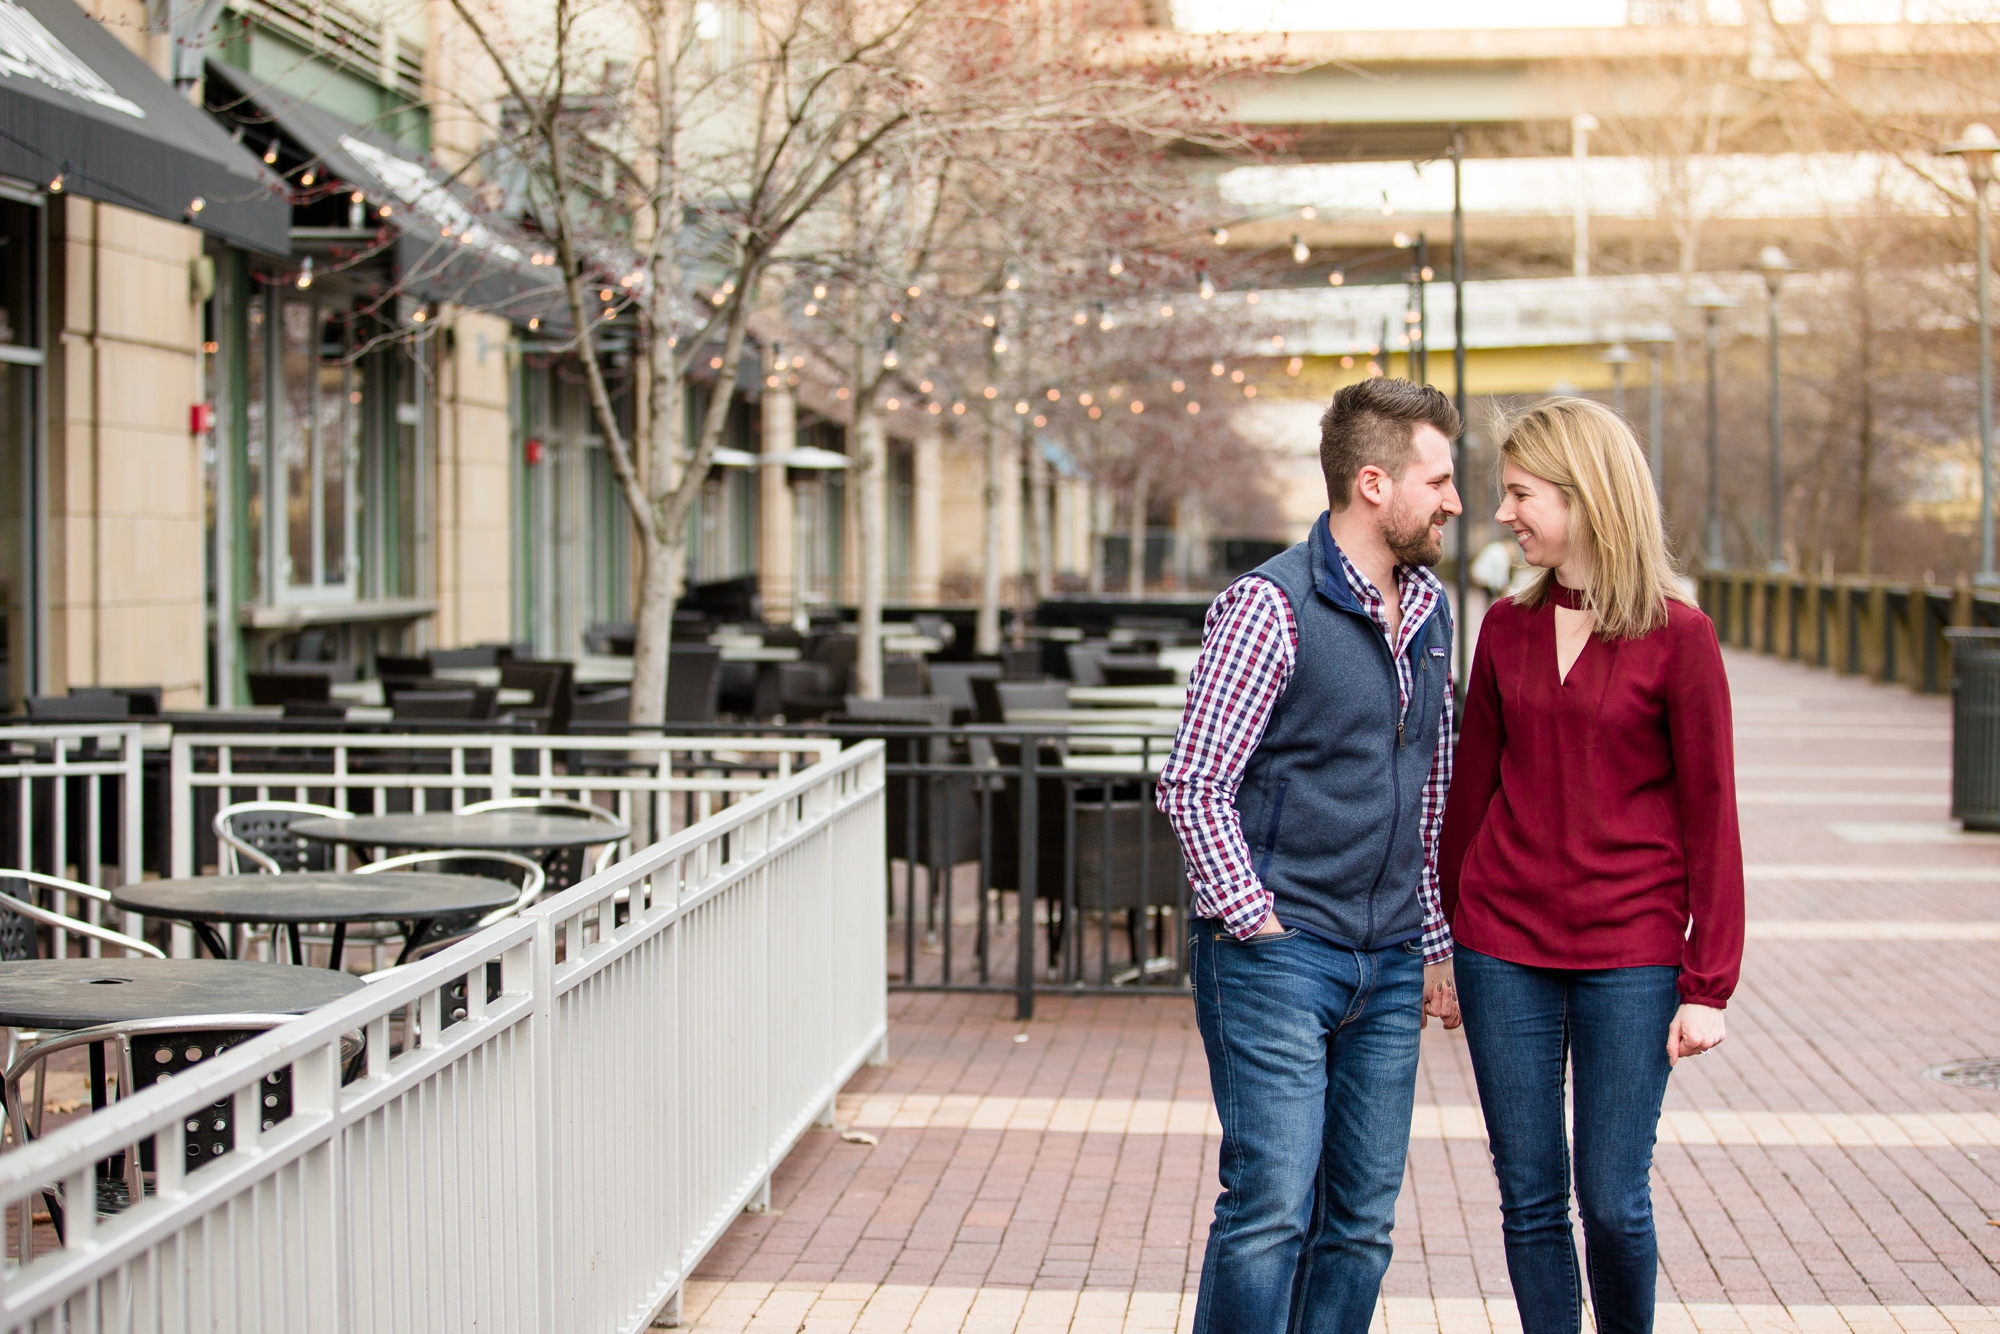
[1318,379,1462,511]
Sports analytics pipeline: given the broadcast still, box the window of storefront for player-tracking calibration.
[514,357,631,656]
[0,190,42,713]
[237,281,426,611]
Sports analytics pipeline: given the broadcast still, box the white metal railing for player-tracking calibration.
[0,727,145,949]
[168,731,843,880]
[0,741,887,1333]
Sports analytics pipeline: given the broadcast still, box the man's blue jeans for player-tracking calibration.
[1189,920,1425,1334]
[1454,945,1680,1334]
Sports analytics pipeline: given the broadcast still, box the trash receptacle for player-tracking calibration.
[1947,628,2000,830]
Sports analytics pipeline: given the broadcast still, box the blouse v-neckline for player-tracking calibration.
[1548,582,1593,687]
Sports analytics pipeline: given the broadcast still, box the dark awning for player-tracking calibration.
[0,0,287,252]
[205,62,564,326]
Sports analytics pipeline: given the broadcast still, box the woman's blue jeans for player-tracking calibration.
[1189,920,1426,1334]
[1454,945,1680,1334]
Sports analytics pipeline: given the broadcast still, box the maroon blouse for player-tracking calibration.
[1438,584,1745,1007]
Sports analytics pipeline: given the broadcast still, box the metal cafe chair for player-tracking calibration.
[353,849,546,950]
[2,1013,299,1251]
[213,801,352,876]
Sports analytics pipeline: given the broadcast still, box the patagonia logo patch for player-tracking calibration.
[1428,646,1447,657]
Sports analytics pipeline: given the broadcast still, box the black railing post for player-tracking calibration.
[1015,734,1038,1021]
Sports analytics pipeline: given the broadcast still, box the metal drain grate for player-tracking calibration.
[1925,1059,2000,1090]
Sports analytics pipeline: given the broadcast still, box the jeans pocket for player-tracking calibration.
[1232,927,1299,946]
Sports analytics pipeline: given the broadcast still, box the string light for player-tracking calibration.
[1271,335,1286,350]
[1287,357,1304,376]
[1301,206,1317,220]
[1341,355,1354,368]
[1045,388,1060,401]
[1210,227,1229,245]
[1243,385,1257,397]
[1420,266,1434,281]
[991,333,1008,355]
[1171,380,1184,393]
[47,173,62,193]
[1014,400,1029,414]
[890,311,903,323]
[1088,406,1101,419]
[710,357,723,369]
[1380,191,1394,217]
[907,285,922,297]
[412,307,427,323]
[187,197,204,215]
[836,387,850,400]
[1393,231,1411,248]
[1210,363,1225,377]
[1292,234,1310,265]
[1073,310,1088,325]
[1004,273,1020,291]
[803,303,817,317]
[301,170,315,185]
[813,284,827,299]
[788,374,799,386]
[792,356,805,369]
[886,398,900,410]
[296,256,313,289]
[953,402,966,414]
[928,402,942,413]
[262,142,278,165]
[1034,414,1047,427]
[1328,270,1345,287]
[1159,304,1174,318]
[1078,393,1093,406]
[1097,304,1113,332]
[380,204,393,218]
[1187,402,1200,414]
[1230,369,1245,383]
[920,380,934,393]
[1245,292,1260,304]
[1108,255,1124,276]
[983,386,998,399]
[982,314,997,328]
[883,339,899,369]
[1198,272,1214,301]
[601,289,614,301]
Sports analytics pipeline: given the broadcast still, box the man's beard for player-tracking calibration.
[1386,505,1446,567]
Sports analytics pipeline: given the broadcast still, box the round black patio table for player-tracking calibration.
[112,873,521,969]
[0,957,363,1029]
[289,812,627,852]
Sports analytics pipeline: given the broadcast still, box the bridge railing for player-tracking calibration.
[1696,570,2000,694]
[0,741,887,1333]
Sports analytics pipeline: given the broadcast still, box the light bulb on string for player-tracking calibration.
[992,333,1008,355]
[1072,310,1088,325]
[1088,406,1101,419]
[920,380,933,393]
[1210,227,1229,246]
[1046,388,1060,401]
[1187,401,1201,414]
[1107,255,1124,276]
[907,285,922,297]
[1159,304,1174,318]
[812,284,827,299]
[1014,400,1029,415]
[301,169,315,186]
[1328,270,1345,287]
[1380,191,1393,217]
[1097,304,1113,332]
[953,402,966,414]
[1420,266,1434,281]
[296,256,314,289]
[983,386,998,399]
[1301,206,1317,220]
[262,142,278,165]
[1171,380,1184,393]
[802,303,817,317]
[1198,272,1214,301]
[1004,272,1020,291]
[882,340,899,370]
[1078,393,1093,406]
[1210,362,1225,376]
[1034,415,1047,427]
[1393,231,1411,248]
[1291,234,1310,265]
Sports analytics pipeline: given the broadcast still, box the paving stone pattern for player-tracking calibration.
[684,650,2000,1331]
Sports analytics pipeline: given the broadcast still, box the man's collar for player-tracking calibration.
[1315,511,1445,606]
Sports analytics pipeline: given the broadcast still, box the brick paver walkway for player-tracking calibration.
[683,650,2000,1331]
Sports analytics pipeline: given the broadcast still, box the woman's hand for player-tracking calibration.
[1666,1003,1725,1065]
[1422,960,1461,1030]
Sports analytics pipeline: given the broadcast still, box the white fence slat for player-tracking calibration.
[0,741,885,1334]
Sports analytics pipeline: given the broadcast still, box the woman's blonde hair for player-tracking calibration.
[1500,396,1692,640]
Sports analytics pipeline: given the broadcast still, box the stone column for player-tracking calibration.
[910,420,942,606]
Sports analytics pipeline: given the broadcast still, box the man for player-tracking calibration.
[1158,378,1465,1334]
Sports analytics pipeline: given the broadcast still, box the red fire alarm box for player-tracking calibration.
[524,437,545,466]
[190,402,215,435]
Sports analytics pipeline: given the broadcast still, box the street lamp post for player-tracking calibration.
[1945,123,2000,582]
[1601,341,1635,418]
[1633,327,1674,500]
[1690,289,1738,569]
[1757,245,1799,573]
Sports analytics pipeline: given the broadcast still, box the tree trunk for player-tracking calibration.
[1086,477,1104,594]
[977,376,1004,654]
[1127,470,1149,599]
[854,398,886,698]
[630,322,687,726]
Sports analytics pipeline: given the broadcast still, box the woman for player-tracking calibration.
[1438,397,1744,1334]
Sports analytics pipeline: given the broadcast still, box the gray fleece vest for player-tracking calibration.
[1227,515,1452,951]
